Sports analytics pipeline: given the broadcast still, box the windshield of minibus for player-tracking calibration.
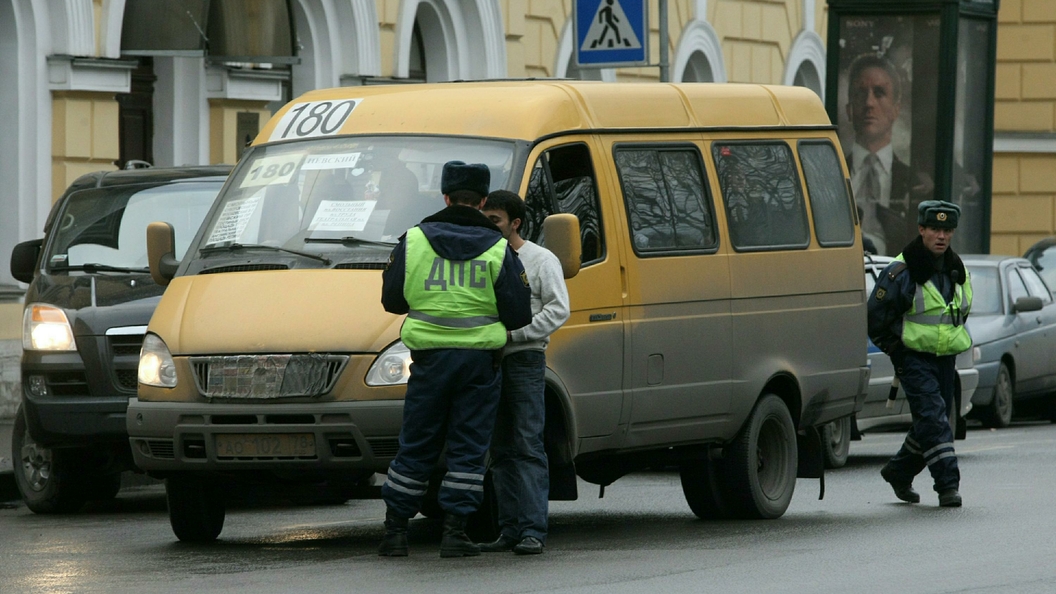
[188,136,516,270]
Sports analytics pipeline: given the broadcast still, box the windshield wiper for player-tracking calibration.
[199,243,331,265]
[52,263,150,274]
[304,236,396,248]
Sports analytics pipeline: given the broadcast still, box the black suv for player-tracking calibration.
[9,166,230,513]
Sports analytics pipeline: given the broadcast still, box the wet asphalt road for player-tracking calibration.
[2,422,1055,594]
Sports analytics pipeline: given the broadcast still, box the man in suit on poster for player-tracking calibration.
[845,54,928,256]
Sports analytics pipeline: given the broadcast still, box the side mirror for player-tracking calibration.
[542,214,581,280]
[1012,295,1044,313]
[146,222,179,286]
[10,239,43,283]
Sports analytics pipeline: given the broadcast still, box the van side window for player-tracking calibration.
[614,146,717,254]
[522,143,605,265]
[799,141,855,247]
[713,142,810,251]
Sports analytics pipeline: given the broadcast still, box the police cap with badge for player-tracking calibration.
[917,200,960,229]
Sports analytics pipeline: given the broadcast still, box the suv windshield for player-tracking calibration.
[46,182,222,272]
[189,136,517,269]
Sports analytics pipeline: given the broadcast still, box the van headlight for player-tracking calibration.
[139,333,177,388]
[366,341,412,386]
[23,304,77,351]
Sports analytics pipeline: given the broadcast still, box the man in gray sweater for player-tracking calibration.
[478,190,570,555]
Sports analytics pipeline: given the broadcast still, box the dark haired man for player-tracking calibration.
[478,190,569,555]
[867,200,973,507]
[379,162,532,557]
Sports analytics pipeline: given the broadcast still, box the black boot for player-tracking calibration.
[378,509,409,556]
[440,514,480,558]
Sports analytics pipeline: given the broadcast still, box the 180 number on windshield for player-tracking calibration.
[269,99,361,141]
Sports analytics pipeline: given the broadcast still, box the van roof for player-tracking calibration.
[257,81,833,144]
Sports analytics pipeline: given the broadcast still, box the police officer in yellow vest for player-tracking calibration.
[868,200,973,507]
[378,161,532,557]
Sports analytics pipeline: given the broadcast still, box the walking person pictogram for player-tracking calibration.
[591,0,631,48]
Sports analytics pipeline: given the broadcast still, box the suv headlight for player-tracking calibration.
[139,333,177,388]
[23,304,77,351]
[366,341,412,386]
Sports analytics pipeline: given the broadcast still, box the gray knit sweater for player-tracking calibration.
[504,240,570,354]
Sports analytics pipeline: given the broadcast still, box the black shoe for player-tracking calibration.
[938,489,962,508]
[378,509,409,557]
[440,514,480,558]
[478,533,518,553]
[513,536,544,555]
[880,466,920,504]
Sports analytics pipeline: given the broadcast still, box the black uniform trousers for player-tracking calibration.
[381,348,502,519]
[885,350,960,492]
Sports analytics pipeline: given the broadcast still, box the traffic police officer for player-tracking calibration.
[378,161,532,557]
[867,200,972,507]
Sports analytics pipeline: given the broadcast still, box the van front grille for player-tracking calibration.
[190,354,348,399]
[45,372,89,397]
[367,438,400,458]
[334,262,386,270]
[115,369,138,390]
[108,333,145,356]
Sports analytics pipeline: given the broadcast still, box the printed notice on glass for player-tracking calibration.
[302,153,362,171]
[308,200,377,232]
[206,196,261,244]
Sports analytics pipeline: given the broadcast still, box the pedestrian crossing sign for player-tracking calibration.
[574,0,648,68]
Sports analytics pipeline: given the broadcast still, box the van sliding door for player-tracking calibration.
[609,140,734,449]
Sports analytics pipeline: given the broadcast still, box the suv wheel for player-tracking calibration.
[11,405,87,514]
[723,394,798,519]
[166,474,226,542]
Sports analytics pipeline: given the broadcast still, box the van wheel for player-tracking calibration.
[980,363,1014,429]
[11,405,87,514]
[679,456,734,520]
[723,395,797,519]
[166,474,226,543]
[821,417,851,469]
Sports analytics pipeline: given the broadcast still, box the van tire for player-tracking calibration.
[679,456,734,520]
[166,474,226,542]
[821,417,851,469]
[723,394,797,519]
[11,405,87,514]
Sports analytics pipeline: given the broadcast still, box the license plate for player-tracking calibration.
[214,433,316,458]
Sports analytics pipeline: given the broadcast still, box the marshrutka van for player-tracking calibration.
[129,81,869,542]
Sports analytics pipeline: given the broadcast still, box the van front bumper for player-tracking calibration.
[126,398,403,473]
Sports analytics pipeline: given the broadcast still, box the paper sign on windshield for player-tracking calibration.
[308,200,377,232]
[302,153,362,171]
[207,196,261,244]
[239,154,303,189]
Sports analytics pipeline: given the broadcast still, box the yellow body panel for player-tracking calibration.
[149,270,403,355]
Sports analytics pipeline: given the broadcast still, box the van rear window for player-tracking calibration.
[799,141,855,247]
[713,142,809,251]
[614,146,717,254]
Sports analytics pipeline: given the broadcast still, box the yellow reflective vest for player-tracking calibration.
[894,253,973,356]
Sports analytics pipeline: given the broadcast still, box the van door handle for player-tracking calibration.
[620,265,628,298]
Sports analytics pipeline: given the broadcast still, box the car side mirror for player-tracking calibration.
[542,213,581,280]
[1013,295,1044,313]
[146,222,179,287]
[10,239,43,284]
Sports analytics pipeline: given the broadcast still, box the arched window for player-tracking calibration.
[673,20,726,83]
[395,0,506,81]
[783,30,826,100]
